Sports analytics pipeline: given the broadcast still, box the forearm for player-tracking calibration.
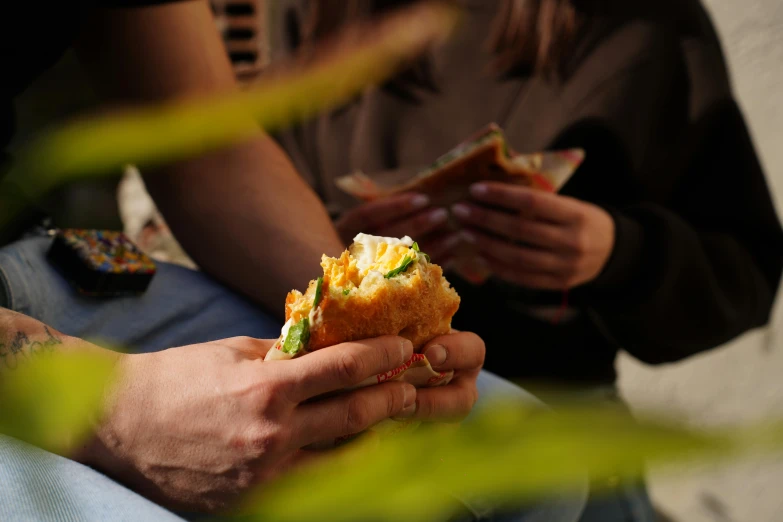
[0,308,122,460]
[74,2,345,314]
[142,136,344,314]
[0,308,118,378]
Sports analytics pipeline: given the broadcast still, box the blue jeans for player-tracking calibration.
[0,237,588,522]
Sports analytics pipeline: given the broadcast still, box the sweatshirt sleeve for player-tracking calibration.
[587,99,783,364]
[554,41,783,364]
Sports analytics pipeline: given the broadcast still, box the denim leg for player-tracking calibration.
[0,237,282,352]
[449,371,589,522]
[576,484,657,522]
[0,435,186,522]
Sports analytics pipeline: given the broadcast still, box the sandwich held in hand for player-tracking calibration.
[335,123,585,284]
[265,234,460,442]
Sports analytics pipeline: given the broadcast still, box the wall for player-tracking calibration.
[617,3,783,522]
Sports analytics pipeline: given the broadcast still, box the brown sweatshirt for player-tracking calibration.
[272,0,783,385]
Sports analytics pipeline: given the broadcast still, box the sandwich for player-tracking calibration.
[265,233,460,391]
[335,123,585,283]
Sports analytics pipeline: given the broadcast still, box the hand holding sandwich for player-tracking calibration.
[77,335,418,513]
[452,182,615,290]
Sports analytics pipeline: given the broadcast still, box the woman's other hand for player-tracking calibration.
[451,182,615,290]
[335,193,460,264]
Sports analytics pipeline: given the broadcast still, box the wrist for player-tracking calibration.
[69,351,130,468]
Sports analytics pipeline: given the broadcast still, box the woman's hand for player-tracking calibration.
[335,193,460,264]
[451,182,615,290]
[409,331,485,422]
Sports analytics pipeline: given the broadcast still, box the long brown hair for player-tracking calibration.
[302,0,584,77]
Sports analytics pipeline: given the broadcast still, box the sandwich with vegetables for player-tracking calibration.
[265,234,460,418]
[266,233,460,361]
[335,122,584,206]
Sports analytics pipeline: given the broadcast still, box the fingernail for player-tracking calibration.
[410,194,430,209]
[404,384,416,408]
[424,344,447,367]
[460,230,477,244]
[396,386,418,418]
[429,208,449,225]
[400,339,413,361]
[470,184,488,197]
[451,203,470,219]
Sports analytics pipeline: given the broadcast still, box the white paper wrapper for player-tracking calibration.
[350,353,453,390]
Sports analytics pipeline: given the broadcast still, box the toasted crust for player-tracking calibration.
[285,259,460,352]
[336,124,553,208]
[392,139,541,207]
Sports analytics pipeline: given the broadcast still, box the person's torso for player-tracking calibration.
[271,0,732,384]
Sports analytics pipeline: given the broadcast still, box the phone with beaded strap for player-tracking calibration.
[47,229,156,297]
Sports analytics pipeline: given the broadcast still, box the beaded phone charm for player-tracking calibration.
[46,229,156,297]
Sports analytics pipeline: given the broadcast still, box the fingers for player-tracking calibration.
[477,256,566,290]
[293,381,416,447]
[452,203,566,249]
[282,336,414,403]
[336,193,430,236]
[469,182,582,224]
[422,331,485,372]
[461,230,571,273]
[408,371,479,422]
[419,232,460,264]
[378,207,449,239]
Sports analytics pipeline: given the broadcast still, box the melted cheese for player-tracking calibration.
[350,234,415,275]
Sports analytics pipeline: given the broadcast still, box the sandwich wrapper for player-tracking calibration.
[336,123,585,284]
[340,352,453,447]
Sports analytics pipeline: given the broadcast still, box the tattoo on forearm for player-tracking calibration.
[0,326,62,371]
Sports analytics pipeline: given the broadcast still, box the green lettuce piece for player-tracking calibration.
[384,255,414,279]
[313,277,324,308]
[282,318,310,356]
[411,242,431,263]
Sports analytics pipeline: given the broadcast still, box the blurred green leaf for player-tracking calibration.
[0,1,460,228]
[238,401,783,522]
[2,347,783,522]
[0,351,115,456]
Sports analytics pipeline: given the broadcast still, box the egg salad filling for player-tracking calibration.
[266,234,431,360]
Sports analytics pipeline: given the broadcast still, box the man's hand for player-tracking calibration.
[336,193,459,263]
[452,182,616,290]
[409,331,485,422]
[79,335,415,513]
